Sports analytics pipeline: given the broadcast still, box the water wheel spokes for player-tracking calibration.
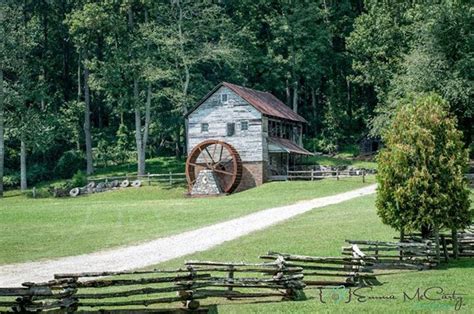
[186,140,243,194]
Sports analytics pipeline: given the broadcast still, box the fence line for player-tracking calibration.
[286,169,366,182]
[87,172,186,185]
[0,260,305,312]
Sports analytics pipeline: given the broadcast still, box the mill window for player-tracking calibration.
[227,123,235,136]
[241,121,248,131]
[221,93,228,103]
[201,123,209,132]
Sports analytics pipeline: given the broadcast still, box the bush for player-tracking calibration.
[376,93,471,235]
[26,188,51,199]
[3,174,20,189]
[27,164,51,185]
[71,170,87,188]
[304,136,338,154]
[54,150,86,179]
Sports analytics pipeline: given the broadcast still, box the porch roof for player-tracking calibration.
[268,137,314,156]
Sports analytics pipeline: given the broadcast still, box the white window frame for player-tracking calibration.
[221,93,228,103]
[241,121,249,132]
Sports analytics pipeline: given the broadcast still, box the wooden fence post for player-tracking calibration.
[452,228,459,259]
[311,169,314,181]
[441,235,449,263]
[362,170,365,183]
[399,229,405,261]
[336,169,339,181]
[169,171,173,185]
[147,173,151,186]
[434,226,441,263]
[227,265,235,300]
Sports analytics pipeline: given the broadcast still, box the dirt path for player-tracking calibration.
[0,185,376,287]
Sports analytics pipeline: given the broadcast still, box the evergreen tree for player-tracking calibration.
[376,94,471,240]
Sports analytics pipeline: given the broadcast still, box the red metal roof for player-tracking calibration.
[186,82,307,123]
[222,82,307,123]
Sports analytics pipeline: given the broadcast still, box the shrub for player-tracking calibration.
[3,174,20,189]
[54,150,86,179]
[304,136,338,154]
[27,164,51,185]
[71,170,88,187]
[26,188,51,199]
[376,93,471,235]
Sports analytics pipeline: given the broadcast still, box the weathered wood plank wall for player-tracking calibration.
[187,86,263,162]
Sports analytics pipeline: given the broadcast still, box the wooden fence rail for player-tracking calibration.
[0,260,306,312]
[398,226,474,262]
[87,172,186,186]
[343,240,437,270]
[259,251,379,287]
[286,169,366,182]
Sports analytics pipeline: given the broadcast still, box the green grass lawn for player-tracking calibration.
[148,193,474,313]
[0,176,374,265]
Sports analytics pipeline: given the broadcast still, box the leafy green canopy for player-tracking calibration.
[376,93,471,232]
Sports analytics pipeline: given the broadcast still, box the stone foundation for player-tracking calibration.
[191,170,223,196]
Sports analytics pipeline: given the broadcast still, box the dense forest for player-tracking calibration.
[0,0,472,194]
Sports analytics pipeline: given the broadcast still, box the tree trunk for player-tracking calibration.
[133,79,145,175]
[286,79,291,107]
[20,140,27,191]
[77,51,81,100]
[399,228,405,261]
[83,57,94,175]
[143,82,151,157]
[421,224,432,238]
[433,225,440,263]
[292,81,298,113]
[452,228,459,259]
[311,87,317,131]
[134,81,152,176]
[0,69,4,197]
[175,126,181,159]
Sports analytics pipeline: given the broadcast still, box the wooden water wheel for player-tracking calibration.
[186,140,243,194]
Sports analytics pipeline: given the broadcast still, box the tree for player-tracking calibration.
[154,0,239,157]
[376,93,471,258]
[68,1,114,175]
[348,1,472,144]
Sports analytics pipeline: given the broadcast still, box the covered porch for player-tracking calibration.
[267,137,313,181]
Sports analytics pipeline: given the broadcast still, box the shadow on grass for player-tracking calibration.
[436,258,474,269]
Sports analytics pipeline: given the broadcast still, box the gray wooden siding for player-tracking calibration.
[262,116,269,162]
[187,86,263,162]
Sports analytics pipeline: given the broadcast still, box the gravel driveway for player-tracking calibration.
[0,184,376,287]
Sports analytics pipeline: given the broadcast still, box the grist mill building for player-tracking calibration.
[185,82,312,191]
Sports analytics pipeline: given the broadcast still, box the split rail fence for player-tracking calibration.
[260,251,380,288]
[0,260,305,312]
[399,227,474,262]
[87,172,186,186]
[343,240,437,270]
